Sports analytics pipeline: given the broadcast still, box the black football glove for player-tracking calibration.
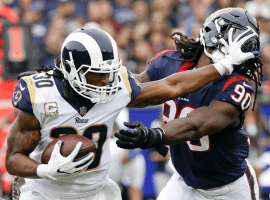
[115,121,169,157]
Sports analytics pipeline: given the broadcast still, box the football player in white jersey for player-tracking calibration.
[5,27,259,200]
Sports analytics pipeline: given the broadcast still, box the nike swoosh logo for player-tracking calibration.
[20,83,25,91]
[57,169,69,174]
[243,82,253,89]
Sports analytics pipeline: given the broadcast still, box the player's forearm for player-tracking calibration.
[128,65,221,108]
[161,117,203,145]
[168,65,220,97]
[6,153,40,177]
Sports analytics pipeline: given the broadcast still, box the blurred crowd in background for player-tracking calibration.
[0,0,270,199]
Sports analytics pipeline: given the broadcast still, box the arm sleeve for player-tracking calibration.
[12,77,35,114]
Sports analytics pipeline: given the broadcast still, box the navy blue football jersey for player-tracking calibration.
[146,50,253,189]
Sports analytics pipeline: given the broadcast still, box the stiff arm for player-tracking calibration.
[128,64,220,107]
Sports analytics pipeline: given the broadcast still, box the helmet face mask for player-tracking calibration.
[198,8,260,63]
[57,27,122,104]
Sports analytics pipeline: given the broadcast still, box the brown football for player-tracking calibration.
[41,134,96,164]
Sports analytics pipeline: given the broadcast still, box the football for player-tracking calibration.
[41,134,96,164]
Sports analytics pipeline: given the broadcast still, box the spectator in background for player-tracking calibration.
[214,0,233,9]
[148,11,171,54]
[88,0,122,35]
[190,22,202,41]
[257,17,270,51]
[15,0,32,17]
[42,0,84,67]
[234,0,246,8]
[150,0,177,28]
[22,0,47,67]
[131,39,153,74]
[112,0,134,25]
[42,17,65,67]
[131,0,149,42]
[182,1,208,37]
[54,0,84,36]
[149,31,167,55]
[0,0,19,76]
[245,0,270,20]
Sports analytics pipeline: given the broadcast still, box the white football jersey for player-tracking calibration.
[12,66,141,197]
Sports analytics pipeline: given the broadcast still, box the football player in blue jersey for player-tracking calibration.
[6,23,259,199]
[115,8,263,200]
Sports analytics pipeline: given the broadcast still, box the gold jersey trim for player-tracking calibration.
[119,66,132,100]
[22,76,35,110]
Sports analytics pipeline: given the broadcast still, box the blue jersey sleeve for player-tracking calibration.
[146,50,195,81]
[128,70,141,100]
[12,77,34,114]
[211,75,254,111]
[119,66,141,101]
[146,50,176,81]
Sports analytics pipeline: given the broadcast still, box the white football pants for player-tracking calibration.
[157,163,259,200]
[19,178,122,200]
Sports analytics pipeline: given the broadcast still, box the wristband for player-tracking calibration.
[37,164,56,180]
[213,63,229,76]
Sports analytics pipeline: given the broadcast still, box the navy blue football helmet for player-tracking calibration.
[57,27,122,103]
[198,7,260,63]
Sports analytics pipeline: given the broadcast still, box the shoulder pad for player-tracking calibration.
[17,71,37,80]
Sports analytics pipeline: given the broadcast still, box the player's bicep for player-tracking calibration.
[7,110,40,157]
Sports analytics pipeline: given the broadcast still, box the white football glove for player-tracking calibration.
[37,140,94,180]
[214,26,260,75]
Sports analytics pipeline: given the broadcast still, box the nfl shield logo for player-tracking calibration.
[80,106,87,116]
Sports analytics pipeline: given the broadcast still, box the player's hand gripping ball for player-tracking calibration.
[41,135,96,164]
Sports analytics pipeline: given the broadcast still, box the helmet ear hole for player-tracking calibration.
[205,27,211,33]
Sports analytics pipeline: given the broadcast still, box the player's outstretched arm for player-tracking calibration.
[128,65,221,108]
[115,100,240,149]
[127,27,259,108]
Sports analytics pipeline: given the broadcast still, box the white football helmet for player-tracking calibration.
[56,27,122,103]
